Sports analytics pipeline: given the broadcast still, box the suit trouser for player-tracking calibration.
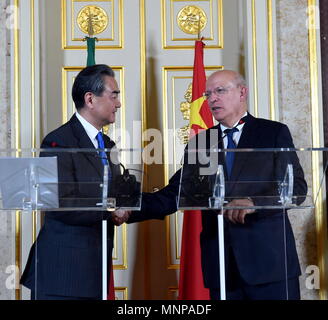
[210,247,300,300]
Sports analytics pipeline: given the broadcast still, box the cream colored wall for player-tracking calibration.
[0,1,11,148]
[0,0,14,300]
[1,0,326,300]
[276,0,321,300]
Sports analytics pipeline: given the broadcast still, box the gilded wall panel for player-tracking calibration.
[276,0,321,300]
[114,286,128,300]
[162,0,223,49]
[0,0,14,301]
[162,66,222,268]
[61,66,127,269]
[62,0,123,49]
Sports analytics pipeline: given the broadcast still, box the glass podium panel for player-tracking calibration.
[179,148,312,210]
[0,148,143,300]
[178,148,319,300]
[0,147,325,300]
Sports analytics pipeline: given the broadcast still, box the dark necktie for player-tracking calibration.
[96,132,113,189]
[224,127,239,178]
[96,132,108,165]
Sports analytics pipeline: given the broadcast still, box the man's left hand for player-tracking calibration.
[224,198,255,224]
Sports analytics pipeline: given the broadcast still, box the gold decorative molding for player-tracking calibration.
[77,5,109,35]
[267,0,276,121]
[177,125,190,145]
[162,66,222,269]
[62,0,124,49]
[177,83,192,144]
[31,0,38,244]
[102,124,110,136]
[14,0,21,301]
[251,0,258,117]
[113,224,127,270]
[177,5,207,35]
[62,66,127,269]
[162,0,223,49]
[140,0,151,299]
[115,287,128,300]
[72,0,113,41]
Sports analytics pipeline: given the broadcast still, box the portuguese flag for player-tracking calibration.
[178,40,213,300]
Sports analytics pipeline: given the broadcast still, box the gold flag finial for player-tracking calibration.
[87,8,94,37]
[77,5,108,41]
[197,15,201,40]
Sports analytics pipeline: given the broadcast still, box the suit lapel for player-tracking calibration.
[69,114,104,178]
[214,125,226,172]
[205,124,227,180]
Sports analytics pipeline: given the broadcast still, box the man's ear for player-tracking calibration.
[240,86,248,102]
[84,92,94,109]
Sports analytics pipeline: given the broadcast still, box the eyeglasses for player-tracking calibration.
[203,86,234,100]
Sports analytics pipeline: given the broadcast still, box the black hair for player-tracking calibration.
[72,64,115,110]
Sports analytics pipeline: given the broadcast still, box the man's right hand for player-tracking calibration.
[111,209,131,226]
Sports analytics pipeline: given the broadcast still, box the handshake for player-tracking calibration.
[111,209,131,226]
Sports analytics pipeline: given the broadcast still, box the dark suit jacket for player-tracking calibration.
[131,114,307,289]
[21,114,120,298]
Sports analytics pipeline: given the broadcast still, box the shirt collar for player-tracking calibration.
[220,111,248,133]
[75,111,101,141]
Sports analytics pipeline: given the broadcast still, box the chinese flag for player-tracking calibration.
[178,40,213,300]
[107,266,115,300]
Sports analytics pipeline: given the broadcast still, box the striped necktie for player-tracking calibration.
[224,127,239,178]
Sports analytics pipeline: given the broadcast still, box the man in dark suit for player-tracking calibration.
[131,70,307,300]
[21,64,130,300]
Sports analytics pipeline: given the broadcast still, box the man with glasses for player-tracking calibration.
[131,70,307,300]
[21,64,130,300]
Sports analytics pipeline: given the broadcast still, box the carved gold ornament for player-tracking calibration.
[177,5,207,35]
[177,125,190,145]
[178,83,193,144]
[103,125,110,136]
[77,5,109,35]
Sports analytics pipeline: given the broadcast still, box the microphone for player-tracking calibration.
[110,162,141,207]
[95,152,141,206]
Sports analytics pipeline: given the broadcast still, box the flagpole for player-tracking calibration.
[178,23,211,300]
[82,11,107,300]
[197,16,201,41]
[83,9,98,66]
[218,211,226,300]
[197,18,226,300]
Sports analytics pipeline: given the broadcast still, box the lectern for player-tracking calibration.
[0,148,143,300]
[178,148,313,300]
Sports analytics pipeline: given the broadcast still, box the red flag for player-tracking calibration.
[178,40,213,300]
[107,266,115,300]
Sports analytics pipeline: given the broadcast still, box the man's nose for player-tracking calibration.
[208,93,218,104]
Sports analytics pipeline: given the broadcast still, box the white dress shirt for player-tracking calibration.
[75,112,102,148]
[220,112,248,148]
